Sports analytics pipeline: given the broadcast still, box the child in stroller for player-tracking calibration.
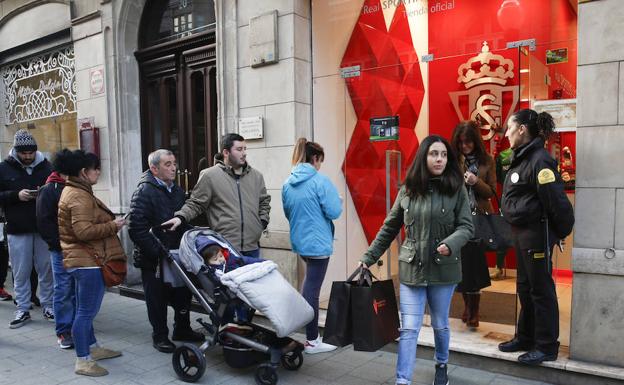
[153,227,313,384]
[196,236,263,323]
[196,237,263,276]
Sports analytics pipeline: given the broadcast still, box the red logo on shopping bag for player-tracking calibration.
[372,299,386,315]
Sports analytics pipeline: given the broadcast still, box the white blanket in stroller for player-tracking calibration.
[220,260,314,338]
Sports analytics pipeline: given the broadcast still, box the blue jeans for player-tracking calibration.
[301,257,329,340]
[396,283,456,385]
[70,268,105,358]
[7,233,53,311]
[51,250,76,336]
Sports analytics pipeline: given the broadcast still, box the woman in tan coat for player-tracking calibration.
[451,121,496,328]
[58,150,126,377]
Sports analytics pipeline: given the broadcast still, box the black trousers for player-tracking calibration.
[515,247,559,354]
[141,267,193,341]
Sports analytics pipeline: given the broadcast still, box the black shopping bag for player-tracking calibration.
[351,271,400,352]
[323,268,361,347]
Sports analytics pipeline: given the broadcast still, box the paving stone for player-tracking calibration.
[489,374,555,385]
[298,357,357,381]
[347,361,395,383]
[333,374,384,385]
[448,366,497,385]
[330,348,379,367]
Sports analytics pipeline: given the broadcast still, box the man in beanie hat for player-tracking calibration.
[0,129,53,328]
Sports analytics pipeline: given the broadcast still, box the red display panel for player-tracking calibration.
[341,0,424,243]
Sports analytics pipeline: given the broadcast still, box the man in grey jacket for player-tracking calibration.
[163,134,271,258]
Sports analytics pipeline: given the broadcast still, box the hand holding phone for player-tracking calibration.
[18,189,36,201]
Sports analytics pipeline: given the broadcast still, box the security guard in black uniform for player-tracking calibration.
[498,109,574,365]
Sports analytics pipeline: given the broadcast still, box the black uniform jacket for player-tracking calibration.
[128,171,187,269]
[501,137,574,250]
[0,155,52,234]
[36,173,66,251]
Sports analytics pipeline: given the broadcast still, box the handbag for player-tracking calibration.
[81,243,127,287]
[323,268,361,347]
[471,188,512,251]
[96,256,127,287]
[350,269,400,352]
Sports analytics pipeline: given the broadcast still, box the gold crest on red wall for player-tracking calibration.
[448,42,519,141]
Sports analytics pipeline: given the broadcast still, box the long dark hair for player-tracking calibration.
[450,120,489,165]
[291,138,324,166]
[511,109,556,140]
[404,135,463,198]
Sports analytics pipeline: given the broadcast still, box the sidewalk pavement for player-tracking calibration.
[0,288,554,385]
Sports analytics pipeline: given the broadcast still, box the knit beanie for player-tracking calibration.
[13,129,37,152]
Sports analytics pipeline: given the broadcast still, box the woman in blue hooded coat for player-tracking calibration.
[282,138,342,354]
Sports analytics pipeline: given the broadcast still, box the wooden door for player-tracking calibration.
[137,32,217,195]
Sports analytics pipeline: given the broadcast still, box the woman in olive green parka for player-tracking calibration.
[360,135,473,385]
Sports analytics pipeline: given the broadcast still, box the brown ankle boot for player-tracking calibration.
[467,293,480,328]
[461,293,470,323]
[75,358,108,376]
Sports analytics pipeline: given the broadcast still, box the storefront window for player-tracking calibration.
[313,0,576,346]
[1,46,78,157]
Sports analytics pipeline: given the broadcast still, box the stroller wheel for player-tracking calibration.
[254,363,278,385]
[280,350,303,371]
[172,344,206,383]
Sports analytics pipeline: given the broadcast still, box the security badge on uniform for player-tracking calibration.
[537,168,556,185]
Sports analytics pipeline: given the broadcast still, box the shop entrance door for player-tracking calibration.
[137,34,218,195]
[427,42,523,326]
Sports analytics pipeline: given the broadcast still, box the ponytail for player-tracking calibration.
[291,137,325,166]
[291,138,308,166]
[536,112,555,140]
[511,109,556,140]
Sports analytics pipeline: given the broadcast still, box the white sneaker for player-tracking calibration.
[304,336,337,354]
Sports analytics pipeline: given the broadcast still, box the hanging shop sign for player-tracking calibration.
[1,46,76,124]
[448,41,519,141]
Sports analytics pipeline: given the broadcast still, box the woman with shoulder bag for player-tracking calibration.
[282,138,342,354]
[451,121,496,328]
[58,150,126,377]
[360,135,474,385]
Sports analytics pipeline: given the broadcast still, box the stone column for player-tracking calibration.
[219,0,312,286]
[571,0,624,367]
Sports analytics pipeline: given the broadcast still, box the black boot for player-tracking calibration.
[499,337,533,353]
[518,349,558,365]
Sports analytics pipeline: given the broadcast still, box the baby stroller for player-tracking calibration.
[149,226,313,384]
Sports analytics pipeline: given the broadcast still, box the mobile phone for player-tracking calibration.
[122,212,131,220]
[27,189,38,196]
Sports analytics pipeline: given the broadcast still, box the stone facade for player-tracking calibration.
[570,0,624,367]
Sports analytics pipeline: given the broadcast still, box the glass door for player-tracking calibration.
[427,42,521,327]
